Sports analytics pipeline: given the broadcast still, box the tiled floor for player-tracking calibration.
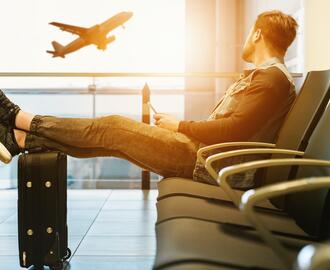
[0,189,158,270]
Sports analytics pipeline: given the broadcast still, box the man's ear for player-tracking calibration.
[253,28,262,43]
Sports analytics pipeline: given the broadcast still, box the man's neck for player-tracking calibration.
[252,51,284,67]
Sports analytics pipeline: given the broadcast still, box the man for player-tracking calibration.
[0,10,298,187]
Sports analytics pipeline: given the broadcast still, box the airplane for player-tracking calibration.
[47,11,133,58]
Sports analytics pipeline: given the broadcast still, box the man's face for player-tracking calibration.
[242,26,256,63]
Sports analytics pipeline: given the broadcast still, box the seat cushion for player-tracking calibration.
[154,218,309,270]
[156,195,307,237]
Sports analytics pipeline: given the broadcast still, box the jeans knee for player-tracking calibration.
[107,114,123,121]
[94,115,132,137]
[99,115,124,127]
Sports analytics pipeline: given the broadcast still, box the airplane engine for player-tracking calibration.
[106,35,116,44]
[97,36,116,50]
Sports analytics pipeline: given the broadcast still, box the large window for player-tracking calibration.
[0,0,186,189]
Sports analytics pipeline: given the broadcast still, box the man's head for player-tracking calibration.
[242,10,298,64]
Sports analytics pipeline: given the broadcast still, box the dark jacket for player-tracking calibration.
[178,58,296,187]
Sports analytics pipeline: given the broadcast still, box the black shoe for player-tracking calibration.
[0,89,20,127]
[0,122,21,163]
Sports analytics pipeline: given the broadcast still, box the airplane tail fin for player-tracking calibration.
[46,41,65,58]
[51,41,64,52]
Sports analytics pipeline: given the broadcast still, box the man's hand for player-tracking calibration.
[153,113,180,132]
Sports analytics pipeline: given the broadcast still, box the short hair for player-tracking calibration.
[254,10,298,55]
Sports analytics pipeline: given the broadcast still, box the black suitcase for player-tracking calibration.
[18,152,71,270]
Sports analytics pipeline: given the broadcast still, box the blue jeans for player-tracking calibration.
[25,115,199,178]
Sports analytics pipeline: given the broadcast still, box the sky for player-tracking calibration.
[0,0,185,73]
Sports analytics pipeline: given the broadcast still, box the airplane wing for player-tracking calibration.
[49,22,87,35]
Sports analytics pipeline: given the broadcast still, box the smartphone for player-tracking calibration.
[147,102,158,114]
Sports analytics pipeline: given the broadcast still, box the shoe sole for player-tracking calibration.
[0,142,12,163]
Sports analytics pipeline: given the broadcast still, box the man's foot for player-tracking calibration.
[0,89,20,127]
[0,123,21,163]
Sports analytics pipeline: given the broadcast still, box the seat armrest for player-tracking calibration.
[204,148,304,181]
[240,176,330,270]
[218,158,330,207]
[197,142,276,166]
[295,242,330,270]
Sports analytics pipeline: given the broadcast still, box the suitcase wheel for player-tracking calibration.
[33,265,44,270]
[50,261,63,270]
[63,248,72,261]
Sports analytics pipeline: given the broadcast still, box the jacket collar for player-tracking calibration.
[258,57,284,68]
[243,57,284,77]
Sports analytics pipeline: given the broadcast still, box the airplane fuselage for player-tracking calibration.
[47,11,133,58]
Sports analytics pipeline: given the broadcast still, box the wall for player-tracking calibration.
[185,0,216,120]
[304,0,330,71]
[215,0,241,99]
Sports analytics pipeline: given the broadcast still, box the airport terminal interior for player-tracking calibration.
[0,0,330,269]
